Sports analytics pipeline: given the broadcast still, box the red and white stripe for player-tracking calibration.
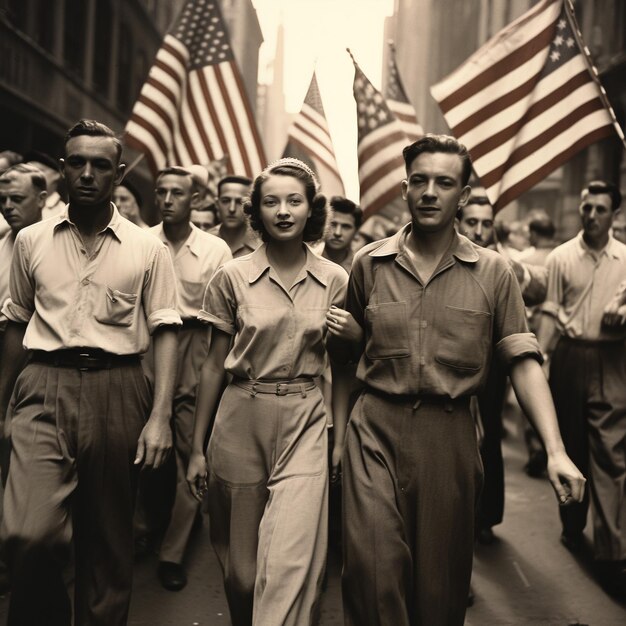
[431,0,615,212]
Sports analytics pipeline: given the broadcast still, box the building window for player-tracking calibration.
[92,0,112,96]
[117,22,133,112]
[64,0,88,77]
[34,0,55,53]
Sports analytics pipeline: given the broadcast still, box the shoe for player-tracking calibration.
[598,560,626,598]
[157,561,187,591]
[525,449,547,478]
[560,531,584,553]
[476,526,495,545]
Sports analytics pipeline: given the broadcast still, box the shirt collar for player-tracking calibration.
[368,222,479,264]
[54,203,123,242]
[575,230,621,260]
[153,222,204,257]
[248,243,329,286]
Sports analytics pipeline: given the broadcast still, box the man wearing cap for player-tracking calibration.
[113,180,149,229]
[23,150,66,220]
[209,175,258,258]
[0,119,181,625]
[150,165,231,591]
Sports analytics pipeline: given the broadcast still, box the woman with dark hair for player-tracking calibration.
[187,158,352,625]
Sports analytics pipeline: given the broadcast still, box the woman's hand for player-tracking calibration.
[187,451,208,502]
[326,305,363,342]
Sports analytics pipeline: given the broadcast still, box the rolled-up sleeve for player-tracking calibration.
[142,244,182,333]
[493,263,542,366]
[2,234,35,324]
[198,266,236,335]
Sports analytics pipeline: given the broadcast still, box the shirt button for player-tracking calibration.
[81,278,90,286]
[421,320,427,328]
[420,356,426,366]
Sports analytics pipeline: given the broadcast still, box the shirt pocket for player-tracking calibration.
[94,285,137,327]
[435,305,492,371]
[364,301,410,360]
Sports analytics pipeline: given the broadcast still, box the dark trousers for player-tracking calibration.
[477,366,508,529]
[1,361,151,626]
[550,337,626,560]
[342,391,483,626]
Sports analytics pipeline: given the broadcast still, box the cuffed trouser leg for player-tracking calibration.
[160,327,208,564]
[342,392,482,626]
[1,362,150,626]
[207,384,328,626]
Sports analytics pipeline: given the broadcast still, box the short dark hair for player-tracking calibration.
[117,179,143,207]
[217,175,252,197]
[23,150,60,172]
[329,196,362,229]
[528,213,555,239]
[244,162,327,243]
[402,133,472,187]
[0,163,47,193]
[457,194,492,221]
[156,166,198,193]
[64,119,122,163]
[582,180,622,211]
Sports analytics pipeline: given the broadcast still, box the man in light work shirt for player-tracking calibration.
[151,166,231,591]
[338,134,585,625]
[0,119,181,626]
[209,175,258,258]
[0,164,47,335]
[538,180,626,597]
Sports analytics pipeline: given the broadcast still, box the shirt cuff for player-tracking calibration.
[496,332,543,366]
[147,308,183,334]
[541,301,559,316]
[2,299,33,324]
[198,309,235,335]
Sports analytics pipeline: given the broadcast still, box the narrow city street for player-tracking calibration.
[0,408,624,625]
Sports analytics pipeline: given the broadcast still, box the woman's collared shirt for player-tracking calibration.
[199,244,348,380]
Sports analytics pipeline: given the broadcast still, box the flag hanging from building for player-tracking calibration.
[350,51,410,220]
[385,43,423,142]
[431,0,618,213]
[284,72,344,196]
[124,0,266,178]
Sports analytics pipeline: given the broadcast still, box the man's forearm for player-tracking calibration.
[536,312,559,356]
[149,326,179,420]
[510,357,565,455]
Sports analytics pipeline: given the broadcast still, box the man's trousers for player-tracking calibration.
[1,360,151,626]
[342,390,483,626]
[550,337,626,560]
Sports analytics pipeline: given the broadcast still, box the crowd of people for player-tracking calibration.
[0,119,623,626]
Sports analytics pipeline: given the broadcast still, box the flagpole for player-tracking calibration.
[123,153,145,178]
[564,0,626,149]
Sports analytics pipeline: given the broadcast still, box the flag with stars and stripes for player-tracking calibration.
[284,72,345,196]
[124,0,266,178]
[351,54,410,221]
[384,44,423,142]
[431,0,618,213]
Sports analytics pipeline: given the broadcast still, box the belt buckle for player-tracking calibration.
[78,352,99,371]
[276,383,288,396]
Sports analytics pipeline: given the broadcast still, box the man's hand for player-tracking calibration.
[330,442,343,484]
[134,416,172,469]
[186,451,208,501]
[546,450,586,506]
[326,305,363,342]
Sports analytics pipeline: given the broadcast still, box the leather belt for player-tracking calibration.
[30,349,141,371]
[233,377,317,397]
[181,318,207,330]
[365,385,470,411]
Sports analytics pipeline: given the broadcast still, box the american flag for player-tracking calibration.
[384,43,423,142]
[431,0,620,213]
[351,52,409,220]
[124,0,266,178]
[284,72,344,196]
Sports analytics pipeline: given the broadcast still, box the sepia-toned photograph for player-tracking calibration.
[0,0,625,624]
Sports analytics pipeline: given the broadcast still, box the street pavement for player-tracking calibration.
[0,409,624,624]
